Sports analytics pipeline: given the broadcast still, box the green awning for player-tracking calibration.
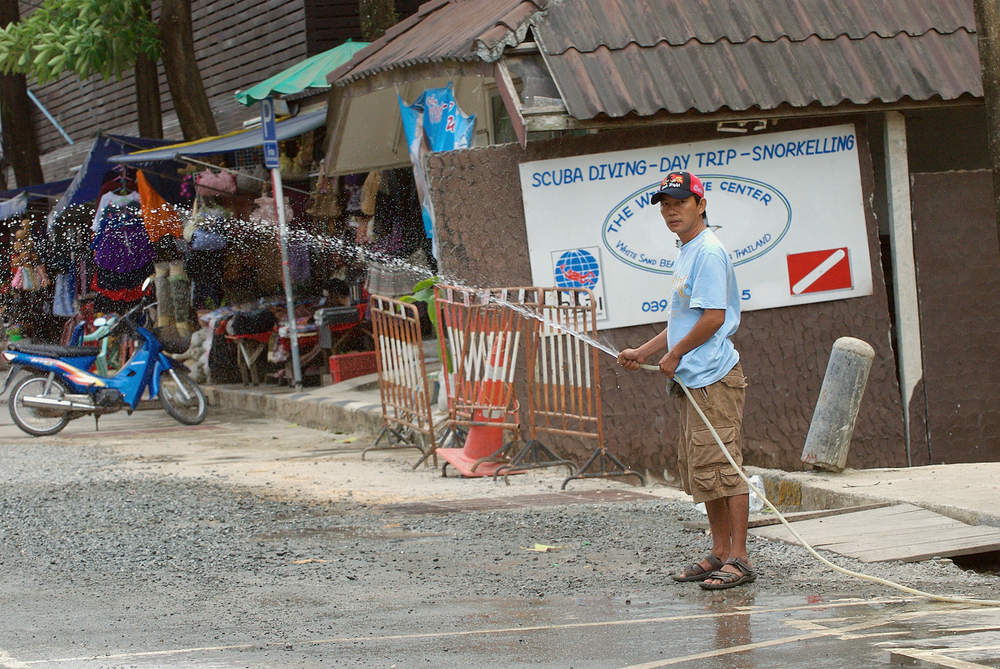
[235,40,370,106]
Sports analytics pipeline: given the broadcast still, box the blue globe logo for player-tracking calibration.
[555,249,600,289]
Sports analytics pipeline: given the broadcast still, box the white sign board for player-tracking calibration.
[519,124,873,331]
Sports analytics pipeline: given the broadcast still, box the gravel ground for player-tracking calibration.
[2,437,998,621]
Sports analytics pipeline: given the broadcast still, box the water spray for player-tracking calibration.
[59,188,997,604]
[625,358,1000,606]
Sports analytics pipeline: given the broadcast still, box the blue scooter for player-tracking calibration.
[0,279,206,436]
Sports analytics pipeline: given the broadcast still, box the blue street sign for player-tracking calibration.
[260,98,279,169]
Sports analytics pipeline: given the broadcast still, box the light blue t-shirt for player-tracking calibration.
[667,228,741,388]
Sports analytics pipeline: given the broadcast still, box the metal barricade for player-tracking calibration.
[429,285,527,477]
[363,294,438,467]
[498,286,644,487]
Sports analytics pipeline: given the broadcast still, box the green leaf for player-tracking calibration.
[411,276,440,293]
[411,286,435,303]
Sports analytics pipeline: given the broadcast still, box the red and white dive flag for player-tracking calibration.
[787,248,853,295]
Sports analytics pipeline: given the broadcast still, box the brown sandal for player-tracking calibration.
[699,557,756,590]
[671,554,724,582]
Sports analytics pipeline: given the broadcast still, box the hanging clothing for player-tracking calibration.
[137,170,183,242]
[47,205,93,276]
[343,173,365,213]
[360,170,380,217]
[186,249,224,309]
[369,168,425,259]
[289,238,310,283]
[53,272,76,317]
[97,170,138,201]
[90,273,148,303]
[92,191,141,233]
[94,262,153,291]
[92,203,155,274]
[77,258,90,298]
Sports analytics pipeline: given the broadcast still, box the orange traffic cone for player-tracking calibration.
[437,332,523,478]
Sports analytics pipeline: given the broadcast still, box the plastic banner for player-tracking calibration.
[399,83,476,243]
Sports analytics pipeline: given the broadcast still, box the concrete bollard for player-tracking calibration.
[801,337,876,472]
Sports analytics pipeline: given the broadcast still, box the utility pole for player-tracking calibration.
[973,0,1000,246]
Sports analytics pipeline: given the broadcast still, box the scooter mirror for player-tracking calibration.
[142,276,153,291]
[93,317,107,327]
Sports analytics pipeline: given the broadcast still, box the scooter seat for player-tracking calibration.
[7,342,98,358]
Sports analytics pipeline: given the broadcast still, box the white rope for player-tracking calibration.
[636,363,1000,607]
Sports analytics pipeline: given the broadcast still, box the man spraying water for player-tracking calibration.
[617,171,754,590]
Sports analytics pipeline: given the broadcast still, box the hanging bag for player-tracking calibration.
[250,194,293,227]
[186,197,229,251]
[236,164,267,194]
[195,169,237,197]
[306,174,342,220]
[20,266,36,291]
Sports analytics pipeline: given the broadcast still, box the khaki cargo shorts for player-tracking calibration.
[676,362,748,504]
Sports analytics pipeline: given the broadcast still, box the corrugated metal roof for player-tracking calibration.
[331,0,983,121]
[544,29,982,119]
[535,0,975,54]
[535,0,982,119]
[330,0,549,85]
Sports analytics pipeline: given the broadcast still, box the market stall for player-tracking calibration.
[104,106,432,386]
[2,40,440,388]
[0,134,171,347]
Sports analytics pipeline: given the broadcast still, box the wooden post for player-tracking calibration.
[801,337,876,472]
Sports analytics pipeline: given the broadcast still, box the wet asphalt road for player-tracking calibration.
[1,404,999,668]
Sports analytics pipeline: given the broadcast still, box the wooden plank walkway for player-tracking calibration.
[750,503,1000,563]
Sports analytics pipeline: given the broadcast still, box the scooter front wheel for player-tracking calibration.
[9,374,71,436]
[158,369,207,425]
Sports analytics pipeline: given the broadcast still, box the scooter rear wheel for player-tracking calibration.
[9,374,71,436]
[158,369,207,425]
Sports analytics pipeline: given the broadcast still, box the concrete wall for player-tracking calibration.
[910,169,1000,463]
[424,116,907,478]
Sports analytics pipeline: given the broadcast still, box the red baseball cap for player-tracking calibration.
[650,171,705,204]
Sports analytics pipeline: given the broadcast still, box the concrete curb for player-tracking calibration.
[199,377,1000,532]
[747,466,1000,529]
[203,376,385,435]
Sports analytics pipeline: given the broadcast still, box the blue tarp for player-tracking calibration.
[47,133,175,226]
[111,107,328,163]
[0,178,72,202]
[0,193,26,220]
[0,178,73,221]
